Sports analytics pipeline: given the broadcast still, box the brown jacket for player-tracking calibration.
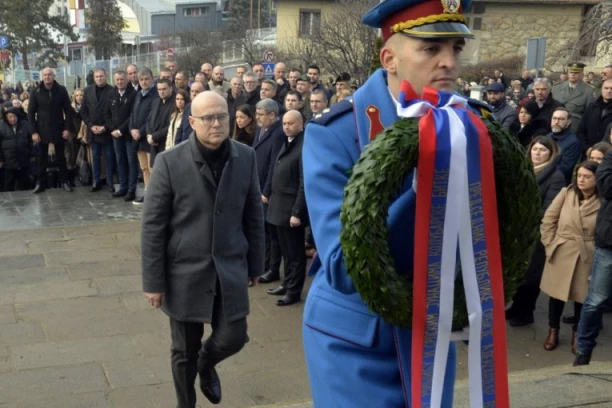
[540,187,600,302]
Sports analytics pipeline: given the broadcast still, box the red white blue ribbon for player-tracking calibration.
[398,81,510,408]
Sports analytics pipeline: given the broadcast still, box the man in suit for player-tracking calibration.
[552,62,593,132]
[146,79,175,167]
[105,70,137,200]
[80,68,115,192]
[129,68,159,204]
[262,110,307,306]
[141,91,264,407]
[253,99,285,286]
[533,77,564,132]
[27,67,74,193]
[126,64,140,92]
[234,72,261,111]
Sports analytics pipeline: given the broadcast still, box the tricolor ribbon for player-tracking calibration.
[397,81,509,408]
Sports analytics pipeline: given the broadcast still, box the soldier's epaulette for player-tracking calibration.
[467,98,493,120]
[312,99,353,126]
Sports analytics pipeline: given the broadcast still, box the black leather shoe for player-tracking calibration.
[276,294,301,306]
[62,182,73,192]
[112,189,127,198]
[509,314,534,327]
[259,270,280,284]
[32,184,45,194]
[124,192,136,202]
[267,286,286,296]
[573,352,591,366]
[90,183,101,192]
[108,185,116,193]
[563,315,577,325]
[199,366,221,404]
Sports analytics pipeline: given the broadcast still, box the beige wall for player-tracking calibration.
[276,0,334,50]
[465,4,584,71]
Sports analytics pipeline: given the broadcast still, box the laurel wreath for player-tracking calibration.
[339,115,541,329]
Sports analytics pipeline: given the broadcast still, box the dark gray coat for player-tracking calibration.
[141,135,265,323]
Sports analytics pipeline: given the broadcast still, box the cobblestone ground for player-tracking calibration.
[0,187,611,407]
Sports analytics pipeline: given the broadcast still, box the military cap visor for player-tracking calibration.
[363,0,474,41]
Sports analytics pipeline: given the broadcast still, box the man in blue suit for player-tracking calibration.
[302,0,488,406]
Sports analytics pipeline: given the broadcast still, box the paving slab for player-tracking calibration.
[15,295,125,322]
[67,260,141,280]
[0,363,108,403]
[103,356,173,389]
[0,240,28,257]
[27,234,118,254]
[0,254,45,272]
[94,275,143,296]
[11,335,140,370]
[0,279,98,305]
[44,246,139,266]
[0,265,68,286]
[0,391,111,408]
[0,322,45,346]
[0,346,11,373]
[0,305,16,324]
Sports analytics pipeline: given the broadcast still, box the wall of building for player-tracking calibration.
[466,3,585,70]
[175,3,226,32]
[276,0,333,50]
[152,14,177,36]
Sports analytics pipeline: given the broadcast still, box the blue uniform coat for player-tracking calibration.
[302,69,460,407]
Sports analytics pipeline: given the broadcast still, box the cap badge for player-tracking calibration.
[442,0,461,14]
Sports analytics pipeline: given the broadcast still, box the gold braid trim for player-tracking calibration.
[391,13,467,33]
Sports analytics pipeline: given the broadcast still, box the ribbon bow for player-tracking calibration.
[398,80,510,408]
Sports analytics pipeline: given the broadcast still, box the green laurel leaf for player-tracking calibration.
[339,116,540,329]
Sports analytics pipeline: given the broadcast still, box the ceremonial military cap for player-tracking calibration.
[296,74,310,83]
[335,72,351,84]
[485,82,505,93]
[567,62,586,73]
[363,0,474,41]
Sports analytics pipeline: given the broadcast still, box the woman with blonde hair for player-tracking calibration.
[540,161,601,354]
[586,142,612,164]
[165,89,190,150]
[20,91,29,112]
[507,136,566,326]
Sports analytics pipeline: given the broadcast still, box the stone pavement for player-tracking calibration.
[0,187,611,407]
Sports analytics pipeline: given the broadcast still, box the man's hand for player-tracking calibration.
[290,216,301,228]
[144,292,165,308]
[32,133,41,144]
[131,129,141,141]
[62,130,70,140]
[248,276,258,287]
[147,135,155,145]
[0,162,3,168]
[261,195,269,204]
[112,130,121,138]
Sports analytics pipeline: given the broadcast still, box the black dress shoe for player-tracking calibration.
[32,184,45,194]
[199,366,221,404]
[276,294,301,306]
[62,182,73,192]
[108,185,116,193]
[509,314,534,327]
[573,352,591,366]
[112,189,127,198]
[267,286,286,296]
[90,183,101,192]
[124,191,136,202]
[259,270,280,284]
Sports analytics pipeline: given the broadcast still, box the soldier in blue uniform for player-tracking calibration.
[302,0,490,406]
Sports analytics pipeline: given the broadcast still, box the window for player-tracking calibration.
[472,17,482,31]
[183,7,210,17]
[299,10,321,37]
[57,6,62,14]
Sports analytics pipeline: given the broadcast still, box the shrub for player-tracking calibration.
[461,55,525,83]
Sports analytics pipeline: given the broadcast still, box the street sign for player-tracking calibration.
[0,36,8,49]
[263,49,275,62]
[32,73,40,81]
[0,51,9,62]
[263,62,275,79]
[526,37,546,71]
[167,48,174,57]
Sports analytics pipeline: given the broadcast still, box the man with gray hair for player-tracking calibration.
[253,98,285,286]
[533,77,564,132]
[235,72,261,110]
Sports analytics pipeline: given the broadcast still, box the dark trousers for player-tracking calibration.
[169,291,247,408]
[511,284,540,317]
[3,168,30,191]
[276,225,306,297]
[264,218,282,275]
[113,136,139,192]
[37,141,67,184]
[91,141,116,184]
[549,297,582,331]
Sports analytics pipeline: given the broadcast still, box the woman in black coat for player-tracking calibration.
[509,100,549,146]
[0,107,32,191]
[507,135,566,326]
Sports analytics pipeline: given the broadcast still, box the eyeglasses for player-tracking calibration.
[193,113,230,126]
